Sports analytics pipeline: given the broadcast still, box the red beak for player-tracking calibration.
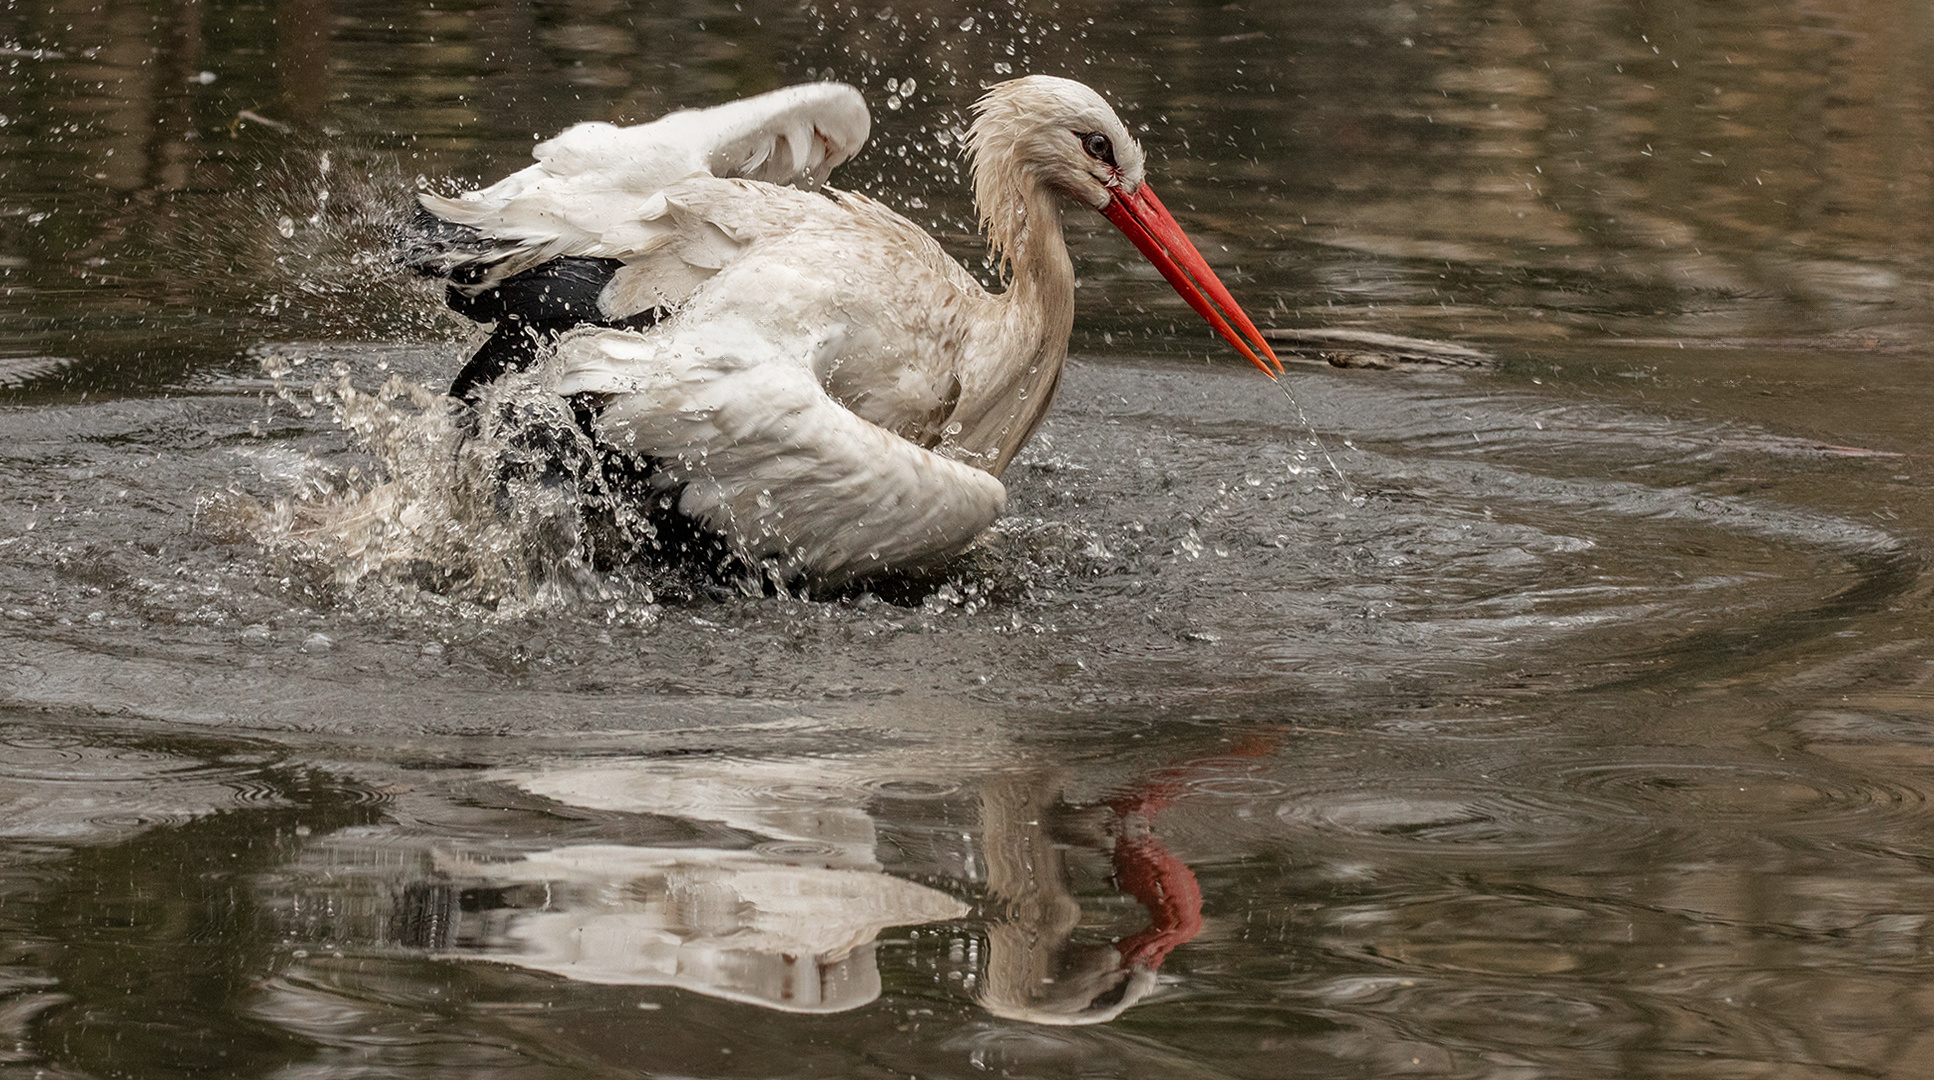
[1101,182,1283,377]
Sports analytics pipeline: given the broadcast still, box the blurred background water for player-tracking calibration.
[4,1,1934,1077]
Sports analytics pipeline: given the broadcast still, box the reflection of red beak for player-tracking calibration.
[1101,182,1284,378]
[1110,825,1205,971]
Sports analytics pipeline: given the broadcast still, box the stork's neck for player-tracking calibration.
[991,181,1076,333]
[957,177,1076,474]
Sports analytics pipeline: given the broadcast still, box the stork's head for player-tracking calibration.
[968,76,1282,376]
[968,75,1147,211]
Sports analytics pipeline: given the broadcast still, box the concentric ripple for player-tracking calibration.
[0,727,291,842]
[1515,753,1930,834]
[1274,780,1655,861]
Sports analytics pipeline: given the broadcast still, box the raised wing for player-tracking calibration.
[406,82,869,283]
[551,321,1005,588]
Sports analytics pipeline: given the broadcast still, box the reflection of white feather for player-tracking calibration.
[507,759,883,867]
[435,844,966,1013]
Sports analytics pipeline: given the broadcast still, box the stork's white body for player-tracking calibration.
[417,78,1272,587]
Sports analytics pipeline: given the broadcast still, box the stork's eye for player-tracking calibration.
[1078,131,1117,167]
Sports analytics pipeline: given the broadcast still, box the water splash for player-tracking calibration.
[119,140,462,347]
[202,356,657,618]
[1272,376,1358,503]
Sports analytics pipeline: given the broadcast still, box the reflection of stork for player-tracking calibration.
[402,77,1280,586]
[429,844,965,1014]
[977,774,1204,1025]
[975,735,1292,1024]
[404,758,972,1014]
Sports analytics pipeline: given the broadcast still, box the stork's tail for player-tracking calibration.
[396,203,631,323]
[399,201,661,404]
[394,203,502,280]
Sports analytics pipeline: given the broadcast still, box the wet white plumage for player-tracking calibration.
[419,77,1274,587]
[418,82,871,284]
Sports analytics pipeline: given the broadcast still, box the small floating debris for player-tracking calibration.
[0,355,80,389]
[1262,329,1494,370]
[230,108,291,135]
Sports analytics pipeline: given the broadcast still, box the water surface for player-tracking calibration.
[4,1,1934,1077]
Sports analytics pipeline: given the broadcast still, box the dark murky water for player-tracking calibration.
[6,1,1934,1077]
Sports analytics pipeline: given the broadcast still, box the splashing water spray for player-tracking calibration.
[1271,374,1357,504]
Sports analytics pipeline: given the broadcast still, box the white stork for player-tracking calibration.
[403,76,1281,588]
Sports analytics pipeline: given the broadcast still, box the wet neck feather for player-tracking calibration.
[992,182,1076,346]
[964,174,1077,474]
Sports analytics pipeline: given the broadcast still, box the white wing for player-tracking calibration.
[418,83,870,282]
[552,319,1006,588]
[560,174,994,446]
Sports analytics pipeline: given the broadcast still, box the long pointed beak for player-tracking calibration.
[1101,182,1283,377]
